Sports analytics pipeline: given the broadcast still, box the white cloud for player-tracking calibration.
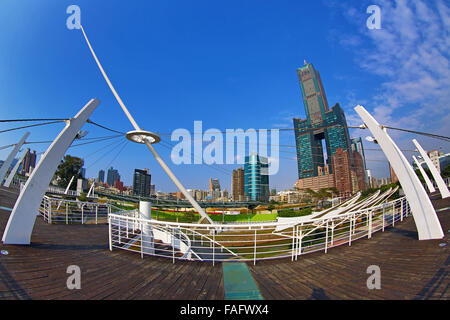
[336,0,450,139]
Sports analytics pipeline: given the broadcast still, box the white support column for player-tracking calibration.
[3,151,27,188]
[0,132,29,184]
[87,182,95,197]
[139,201,154,254]
[412,155,435,193]
[355,105,443,240]
[65,176,75,194]
[412,139,450,199]
[2,99,100,244]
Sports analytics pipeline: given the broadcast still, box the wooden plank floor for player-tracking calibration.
[0,187,448,299]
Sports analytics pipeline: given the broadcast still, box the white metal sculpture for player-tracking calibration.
[355,105,443,240]
[2,99,100,244]
[412,139,450,199]
[412,155,435,193]
[80,25,213,224]
[0,132,29,184]
[3,151,27,188]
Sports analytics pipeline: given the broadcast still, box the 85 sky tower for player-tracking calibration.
[293,62,352,180]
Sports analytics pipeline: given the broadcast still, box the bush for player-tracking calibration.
[278,207,312,217]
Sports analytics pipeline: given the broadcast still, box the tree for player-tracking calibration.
[267,204,275,212]
[247,204,257,214]
[441,165,450,179]
[414,168,432,184]
[54,155,84,190]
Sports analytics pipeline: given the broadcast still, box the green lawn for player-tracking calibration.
[151,210,278,223]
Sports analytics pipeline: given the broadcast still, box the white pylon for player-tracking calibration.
[0,132,29,184]
[80,25,213,224]
[412,155,435,193]
[354,105,443,240]
[412,139,450,199]
[2,99,101,244]
[3,150,27,188]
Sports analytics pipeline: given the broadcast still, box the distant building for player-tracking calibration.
[351,137,368,188]
[133,168,151,197]
[106,167,120,187]
[295,164,335,192]
[428,150,441,173]
[80,167,86,179]
[149,184,155,196]
[413,152,450,173]
[114,180,126,192]
[209,178,221,192]
[244,153,269,202]
[331,148,353,198]
[231,167,245,201]
[21,148,36,175]
[98,169,105,183]
[389,163,398,183]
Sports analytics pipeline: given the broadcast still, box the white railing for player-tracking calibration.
[108,196,411,264]
[39,196,123,224]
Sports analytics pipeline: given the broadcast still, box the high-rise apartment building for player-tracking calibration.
[133,168,151,197]
[106,167,120,187]
[98,169,105,183]
[331,148,353,198]
[244,153,269,202]
[231,167,245,201]
[21,148,36,175]
[428,150,441,173]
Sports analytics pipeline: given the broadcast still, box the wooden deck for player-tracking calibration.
[0,187,448,300]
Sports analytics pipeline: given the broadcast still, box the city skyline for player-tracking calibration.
[0,1,449,193]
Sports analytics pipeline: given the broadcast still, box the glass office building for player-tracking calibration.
[244,153,269,202]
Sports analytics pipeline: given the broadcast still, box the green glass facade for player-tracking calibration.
[293,63,352,179]
[244,153,269,202]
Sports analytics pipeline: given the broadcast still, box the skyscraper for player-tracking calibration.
[244,153,269,202]
[294,63,352,179]
[133,168,151,197]
[106,167,120,187]
[231,167,245,201]
[98,169,105,183]
[351,137,368,190]
[293,62,360,196]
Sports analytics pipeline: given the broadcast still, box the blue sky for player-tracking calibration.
[0,0,449,192]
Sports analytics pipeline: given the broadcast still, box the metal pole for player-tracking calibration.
[108,216,112,251]
[349,217,352,246]
[254,229,257,265]
[213,230,215,266]
[325,221,328,253]
[392,203,395,227]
